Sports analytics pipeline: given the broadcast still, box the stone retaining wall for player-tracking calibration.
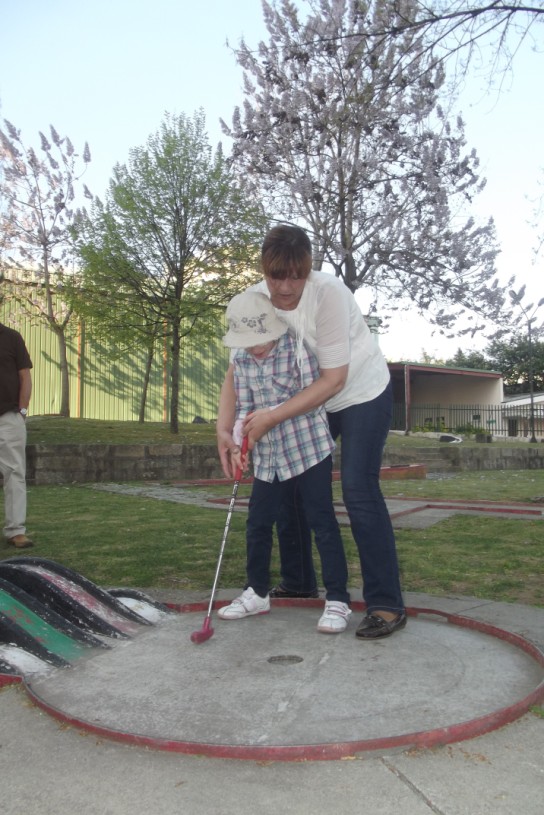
[383,444,544,473]
[24,441,544,486]
[25,444,223,486]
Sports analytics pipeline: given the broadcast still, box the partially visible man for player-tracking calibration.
[0,322,33,548]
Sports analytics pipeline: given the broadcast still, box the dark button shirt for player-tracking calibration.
[0,323,33,416]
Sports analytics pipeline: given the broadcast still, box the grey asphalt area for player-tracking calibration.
[3,589,544,815]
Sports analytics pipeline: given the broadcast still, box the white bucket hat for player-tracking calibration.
[222,291,288,348]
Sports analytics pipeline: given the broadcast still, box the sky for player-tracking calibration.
[1,0,543,362]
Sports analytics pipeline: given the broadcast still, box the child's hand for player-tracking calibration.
[229,441,249,477]
[217,428,237,479]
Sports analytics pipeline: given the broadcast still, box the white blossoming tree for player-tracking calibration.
[222,0,511,337]
[0,120,92,416]
[365,1,544,86]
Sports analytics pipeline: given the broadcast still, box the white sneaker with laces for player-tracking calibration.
[218,587,270,620]
[317,601,352,634]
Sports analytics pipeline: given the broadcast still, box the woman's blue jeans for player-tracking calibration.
[246,456,349,603]
[276,382,404,613]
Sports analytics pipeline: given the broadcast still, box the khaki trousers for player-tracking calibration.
[0,411,27,538]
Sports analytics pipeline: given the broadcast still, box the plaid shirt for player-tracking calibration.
[232,332,335,482]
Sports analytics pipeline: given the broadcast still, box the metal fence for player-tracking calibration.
[392,402,544,438]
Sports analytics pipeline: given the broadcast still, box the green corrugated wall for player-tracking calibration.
[1,302,230,423]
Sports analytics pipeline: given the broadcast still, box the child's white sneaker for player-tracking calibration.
[218,587,270,620]
[317,601,352,633]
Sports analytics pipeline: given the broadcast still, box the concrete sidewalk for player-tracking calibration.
[93,482,544,529]
[3,589,543,815]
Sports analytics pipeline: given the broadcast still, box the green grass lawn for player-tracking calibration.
[26,415,539,449]
[185,470,544,505]
[1,472,540,608]
[26,416,216,446]
[5,418,542,608]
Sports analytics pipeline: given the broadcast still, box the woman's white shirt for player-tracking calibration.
[252,271,390,412]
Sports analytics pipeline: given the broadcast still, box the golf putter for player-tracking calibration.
[190,435,249,644]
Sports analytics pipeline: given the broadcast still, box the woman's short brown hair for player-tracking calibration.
[261,225,312,279]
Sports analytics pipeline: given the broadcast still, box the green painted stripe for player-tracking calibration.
[0,590,88,661]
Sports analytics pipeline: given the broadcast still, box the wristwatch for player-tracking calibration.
[19,408,28,417]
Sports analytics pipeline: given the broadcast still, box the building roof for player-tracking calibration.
[502,392,544,406]
[387,362,502,379]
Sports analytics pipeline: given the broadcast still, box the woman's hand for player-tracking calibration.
[243,408,276,447]
[241,365,348,447]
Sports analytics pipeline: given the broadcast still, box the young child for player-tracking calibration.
[218,290,351,633]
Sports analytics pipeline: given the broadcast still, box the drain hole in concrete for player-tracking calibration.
[268,655,303,665]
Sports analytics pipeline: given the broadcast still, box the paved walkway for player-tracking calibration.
[3,590,544,815]
[93,481,544,528]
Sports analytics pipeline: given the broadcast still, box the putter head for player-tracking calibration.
[190,618,214,644]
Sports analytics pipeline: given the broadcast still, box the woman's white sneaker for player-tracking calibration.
[317,601,352,633]
[218,587,270,620]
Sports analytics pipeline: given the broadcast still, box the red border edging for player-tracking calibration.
[19,602,544,761]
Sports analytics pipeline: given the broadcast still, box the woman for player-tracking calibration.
[217,224,405,639]
[218,290,351,634]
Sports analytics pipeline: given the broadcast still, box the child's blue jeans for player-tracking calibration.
[245,455,349,603]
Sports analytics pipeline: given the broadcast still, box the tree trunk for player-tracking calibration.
[56,327,71,417]
[169,323,180,434]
